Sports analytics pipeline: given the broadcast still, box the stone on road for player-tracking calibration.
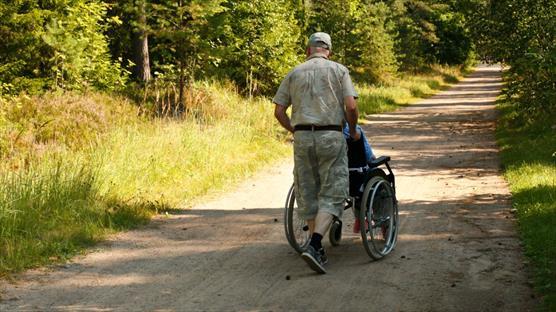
[0,65,536,311]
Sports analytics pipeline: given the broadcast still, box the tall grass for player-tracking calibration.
[92,87,289,207]
[497,101,556,310]
[0,158,155,274]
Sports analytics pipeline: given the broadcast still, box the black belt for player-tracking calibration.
[294,125,343,132]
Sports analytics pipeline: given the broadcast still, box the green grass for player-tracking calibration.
[357,64,463,115]
[0,65,466,277]
[497,100,556,310]
[0,158,155,274]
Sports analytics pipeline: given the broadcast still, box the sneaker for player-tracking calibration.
[319,248,328,265]
[301,245,327,274]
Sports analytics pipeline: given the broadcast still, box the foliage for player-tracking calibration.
[0,1,53,94]
[0,0,127,93]
[1,0,475,97]
[214,0,302,96]
[306,0,399,84]
[464,0,556,118]
[41,1,128,90]
[353,2,399,83]
[389,0,473,71]
[149,0,225,94]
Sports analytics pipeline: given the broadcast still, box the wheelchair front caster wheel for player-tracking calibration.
[329,219,342,246]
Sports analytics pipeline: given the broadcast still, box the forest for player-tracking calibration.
[1,1,553,114]
[0,0,554,308]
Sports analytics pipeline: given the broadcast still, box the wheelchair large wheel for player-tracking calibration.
[359,175,399,260]
[284,184,310,254]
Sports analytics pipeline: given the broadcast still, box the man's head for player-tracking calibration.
[307,32,332,58]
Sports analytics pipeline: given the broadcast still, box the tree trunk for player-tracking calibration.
[133,1,151,82]
[178,61,186,116]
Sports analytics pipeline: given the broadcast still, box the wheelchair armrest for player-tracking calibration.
[368,155,391,168]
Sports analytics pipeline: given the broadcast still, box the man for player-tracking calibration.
[273,32,360,274]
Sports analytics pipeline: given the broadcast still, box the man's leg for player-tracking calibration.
[311,131,349,250]
[307,211,333,251]
[293,131,320,226]
[307,220,315,235]
[314,212,334,235]
[316,131,349,221]
[300,131,348,274]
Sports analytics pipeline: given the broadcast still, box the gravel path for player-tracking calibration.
[0,65,537,311]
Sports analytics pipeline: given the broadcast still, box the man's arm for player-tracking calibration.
[274,104,294,133]
[344,95,360,141]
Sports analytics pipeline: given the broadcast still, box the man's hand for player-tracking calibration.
[345,95,359,141]
[349,128,361,141]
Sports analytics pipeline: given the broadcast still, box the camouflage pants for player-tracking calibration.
[293,130,348,220]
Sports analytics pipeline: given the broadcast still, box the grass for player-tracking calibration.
[0,158,155,274]
[92,95,289,208]
[357,64,463,115]
[0,83,289,276]
[0,65,466,277]
[496,100,556,310]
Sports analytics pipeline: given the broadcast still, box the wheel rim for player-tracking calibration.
[360,177,398,259]
[284,185,310,253]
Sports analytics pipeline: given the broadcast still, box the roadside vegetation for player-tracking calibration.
[471,1,555,308]
[497,101,556,310]
[0,83,290,275]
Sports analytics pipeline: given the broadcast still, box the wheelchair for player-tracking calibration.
[284,155,399,260]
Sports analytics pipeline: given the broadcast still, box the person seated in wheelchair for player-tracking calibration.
[343,123,375,232]
[343,123,375,194]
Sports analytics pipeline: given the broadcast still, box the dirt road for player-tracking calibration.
[0,65,537,311]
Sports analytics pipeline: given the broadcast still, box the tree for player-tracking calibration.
[389,0,439,71]
[149,0,225,112]
[215,0,302,96]
[305,0,398,83]
[464,0,556,117]
[42,1,127,90]
[350,1,399,83]
[106,0,152,83]
[0,0,127,93]
[0,1,54,94]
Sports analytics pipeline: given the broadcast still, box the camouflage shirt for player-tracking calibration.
[273,53,358,127]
